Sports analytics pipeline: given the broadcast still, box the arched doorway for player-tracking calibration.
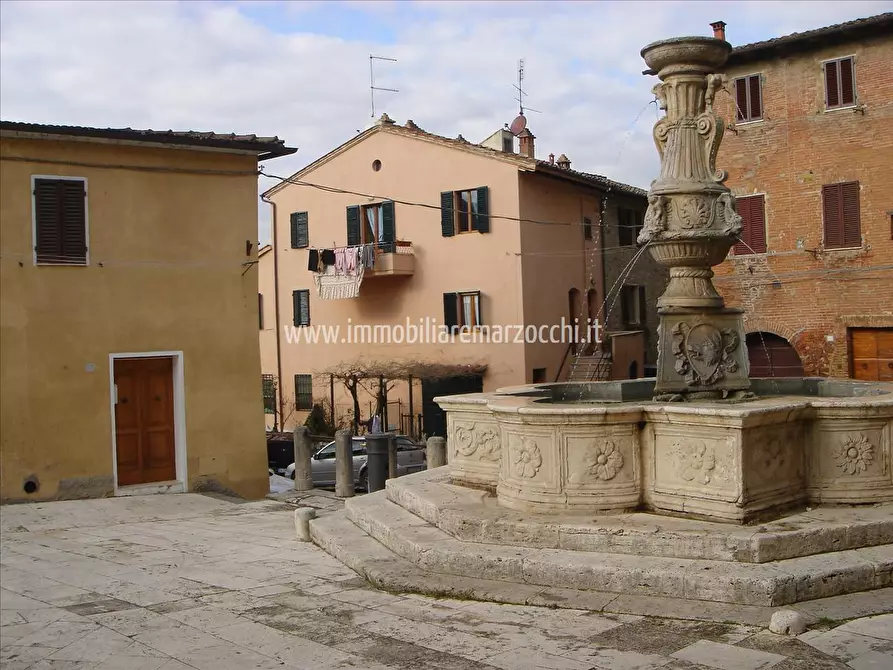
[746,332,804,377]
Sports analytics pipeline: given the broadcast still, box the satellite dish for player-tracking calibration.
[509,114,527,135]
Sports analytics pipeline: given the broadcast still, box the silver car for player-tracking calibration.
[285,435,426,491]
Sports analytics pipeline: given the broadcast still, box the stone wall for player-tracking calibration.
[713,31,893,377]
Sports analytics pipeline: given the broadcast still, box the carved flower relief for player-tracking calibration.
[754,434,786,477]
[510,437,543,479]
[584,440,624,481]
[674,441,716,484]
[833,435,875,475]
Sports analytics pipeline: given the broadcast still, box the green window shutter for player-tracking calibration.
[346,206,361,246]
[443,292,458,330]
[262,374,276,414]
[291,212,309,248]
[294,374,313,411]
[474,186,490,233]
[440,191,455,237]
[381,201,396,246]
[293,290,310,326]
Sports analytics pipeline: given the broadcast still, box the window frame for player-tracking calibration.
[731,193,768,256]
[31,175,90,267]
[360,202,385,245]
[294,373,313,411]
[822,55,857,112]
[621,285,644,327]
[290,211,309,249]
[458,291,482,330]
[293,289,310,327]
[822,181,862,251]
[733,72,764,124]
[617,207,643,247]
[453,189,480,234]
[583,216,593,241]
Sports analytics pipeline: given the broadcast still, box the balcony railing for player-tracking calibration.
[367,240,415,277]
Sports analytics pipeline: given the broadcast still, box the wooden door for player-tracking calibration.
[851,329,893,382]
[114,357,176,486]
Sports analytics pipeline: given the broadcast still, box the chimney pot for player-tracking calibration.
[548,152,555,165]
[518,128,536,159]
[710,21,726,41]
[557,153,571,169]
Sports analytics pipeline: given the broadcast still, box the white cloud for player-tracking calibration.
[2,0,888,242]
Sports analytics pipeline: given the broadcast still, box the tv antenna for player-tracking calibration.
[370,55,399,118]
[514,58,541,116]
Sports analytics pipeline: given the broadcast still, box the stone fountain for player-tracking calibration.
[309,35,893,623]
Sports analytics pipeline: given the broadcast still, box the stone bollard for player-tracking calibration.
[365,433,389,493]
[387,433,398,480]
[294,507,316,542]
[427,436,447,469]
[334,429,354,498]
[769,610,807,636]
[292,426,313,492]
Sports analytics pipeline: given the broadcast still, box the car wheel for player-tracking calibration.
[358,470,367,493]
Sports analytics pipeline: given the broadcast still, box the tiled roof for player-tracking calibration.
[727,13,893,66]
[0,121,296,159]
[379,118,646,198]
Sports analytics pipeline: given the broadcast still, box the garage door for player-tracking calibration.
[850,328,893,381]
[746,333,804,378]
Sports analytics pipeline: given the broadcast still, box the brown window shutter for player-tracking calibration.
[841,181,861,247]
[840,57,855,106]
[34,178,86,264]
[825,60,840,108]
[750,195,766,253]
[735,78,748,122]
[748,75,762,120]
[733,196,752,255]
[822,184,843,249]
[61,180,87,261]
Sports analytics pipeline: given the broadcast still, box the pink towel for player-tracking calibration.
[345,247,357,274]
[334,248,346,274]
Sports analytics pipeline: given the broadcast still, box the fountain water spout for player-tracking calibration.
[639,36,752,401]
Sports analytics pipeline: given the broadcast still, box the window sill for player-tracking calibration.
[822,245,864,252]
[35,261,89,267]
[823,104,858,114]
[735,118,764,127]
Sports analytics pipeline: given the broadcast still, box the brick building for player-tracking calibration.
[711,14,893,380]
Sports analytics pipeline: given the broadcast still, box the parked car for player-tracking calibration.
[285,435,426,491]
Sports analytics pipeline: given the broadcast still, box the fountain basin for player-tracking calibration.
[641,36,732,76]
[436,378,893,524]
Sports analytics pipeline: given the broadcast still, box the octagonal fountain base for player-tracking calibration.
[310,378,893,623]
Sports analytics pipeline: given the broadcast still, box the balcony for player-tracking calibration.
[367,240,415,277]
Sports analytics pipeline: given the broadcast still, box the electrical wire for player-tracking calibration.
[0,155,260,177]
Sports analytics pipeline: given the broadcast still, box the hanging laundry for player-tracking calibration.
[334,247,347,274]
[307,249,319,272]
[321,249,336,266]
[345,246,358,275]
[313,262,365,299]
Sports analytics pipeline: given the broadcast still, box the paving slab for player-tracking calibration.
[0,492,889,670]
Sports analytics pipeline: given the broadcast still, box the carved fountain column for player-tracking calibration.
[638,37,751,400]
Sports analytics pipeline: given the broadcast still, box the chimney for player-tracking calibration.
[710,21,726,41]
[518,128,536,158]
[556,153,571,170]
[548,153,555,165]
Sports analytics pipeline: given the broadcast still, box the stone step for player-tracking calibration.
[385,469,893,563]
[309,509,893,626]
[345,490,892,608]
[568,354,611,382]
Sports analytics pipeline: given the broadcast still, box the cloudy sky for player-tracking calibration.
[2,0,890,242]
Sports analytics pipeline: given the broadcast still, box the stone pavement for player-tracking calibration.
[1,493,891,670]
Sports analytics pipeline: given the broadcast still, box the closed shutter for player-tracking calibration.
[840,57,855,106]
[748,75,762,120]
[440,191,455,237]
[443,292,458,330]
[293,289,310,326]
[825,60,840,108]
[749,195,766,253]
[34,178,87,264]
[290,212,308,248]
[474,186,490,233]
[735,78,748,122]
[346,206,361,246]
[733,196,753,255]
[258,293,264,330]
[380,201,395,246]
[294,374,313,411]
[583,217,592,240]
[841,181,861,248]
[823,182,860,249]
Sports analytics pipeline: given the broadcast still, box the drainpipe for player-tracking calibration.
[261,193,285,429]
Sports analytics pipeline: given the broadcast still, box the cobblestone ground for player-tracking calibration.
[1,491,891,670]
